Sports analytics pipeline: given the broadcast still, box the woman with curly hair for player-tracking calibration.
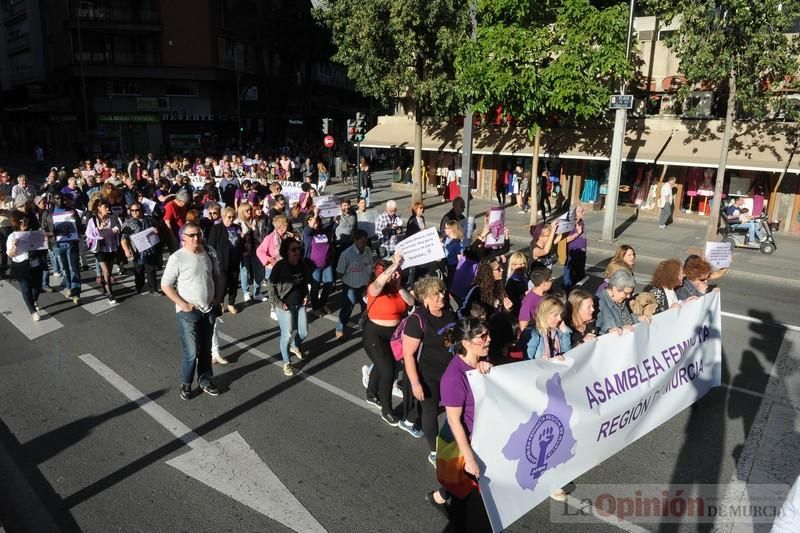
[649,259,686,314]
[459,256,516,362]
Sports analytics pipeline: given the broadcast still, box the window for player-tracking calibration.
[106,80,142,95]
[165,81,198,97]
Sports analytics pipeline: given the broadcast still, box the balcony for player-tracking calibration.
[76,6,159,24]
[2,1,26,24]
[73,50,160,66]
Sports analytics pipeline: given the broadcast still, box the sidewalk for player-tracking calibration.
[329,171,799,286]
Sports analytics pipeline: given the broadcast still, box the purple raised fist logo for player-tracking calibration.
[525,414,565,479]
[503,373,576,491]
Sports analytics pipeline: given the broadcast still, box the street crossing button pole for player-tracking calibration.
[600,0,636,242]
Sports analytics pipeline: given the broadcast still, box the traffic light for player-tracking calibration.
[354,112,366,142]
[346,119,355,142]
[322,117,331,135]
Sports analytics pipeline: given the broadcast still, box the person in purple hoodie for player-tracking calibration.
[562,205,587,291]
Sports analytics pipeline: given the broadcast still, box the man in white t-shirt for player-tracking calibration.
[658,176,676,229]
[161,222,224,400]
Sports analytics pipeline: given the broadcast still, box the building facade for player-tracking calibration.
[0,0,368,160]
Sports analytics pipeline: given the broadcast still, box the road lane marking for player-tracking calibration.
[79,353,202,449]
[721,311,800,333]
[216,331,373,413]
[564,495,650,533]
[78,353,327,532]
[0,281,64,340]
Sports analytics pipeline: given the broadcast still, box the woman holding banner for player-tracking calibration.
[521,296,572,360]
[429,317,493,531]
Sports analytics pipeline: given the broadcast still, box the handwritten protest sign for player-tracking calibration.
[395,227,445,269]
[705,241,732,270]
[11,230,47,253]
[189,175,206,191]
[555,209,577,234]
[52,212,79,242]
[484,208,505,249]
[315,195,340,218]
[130,227,160,253]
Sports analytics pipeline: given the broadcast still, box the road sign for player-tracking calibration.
[609,94,634,109]
[323,135,335,148]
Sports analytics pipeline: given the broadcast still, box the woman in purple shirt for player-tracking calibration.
[427,317,493,531]
[562,204,587,291]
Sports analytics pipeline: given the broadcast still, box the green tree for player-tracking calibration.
[313,0,469,204]
[641,0,800,241]
[457,0,632,225]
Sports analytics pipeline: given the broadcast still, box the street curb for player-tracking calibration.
[588,243,800,287]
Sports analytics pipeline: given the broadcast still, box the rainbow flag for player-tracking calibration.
[435,420,479,499]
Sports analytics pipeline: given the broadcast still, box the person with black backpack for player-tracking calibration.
[401,276,458,463]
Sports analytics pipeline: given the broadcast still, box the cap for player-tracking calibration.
[33,195,46,205]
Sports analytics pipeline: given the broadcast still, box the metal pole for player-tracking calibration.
[356,140,361,198]
[600,0,636,241]
[460,0,478,223]
[236,73,242,150]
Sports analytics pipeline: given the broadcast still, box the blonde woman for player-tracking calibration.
[236,202,262,303]
[442,219,464,286]
[504,251,529,315]
[522,296,571,360]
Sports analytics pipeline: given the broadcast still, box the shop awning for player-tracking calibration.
[361,116,800,173]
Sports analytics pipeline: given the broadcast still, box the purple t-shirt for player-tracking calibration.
[440,355,476,436]
[518,291,544,323]
[568,219,587,251]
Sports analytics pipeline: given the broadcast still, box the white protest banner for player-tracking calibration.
[484,208,505,249]
[555,208,577,234]
[141,197,157,215]
[705,241,732,270]
[468,292,722,532]
[129,227,160,253]
[315,195,340,218]
[275,181,303,204]
[52,212,79,242]
[395,227,445,269]
[11,230,47,253]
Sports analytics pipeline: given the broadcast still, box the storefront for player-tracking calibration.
[362,115,800,234]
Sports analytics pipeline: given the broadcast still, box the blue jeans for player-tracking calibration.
[52,242,81,297]
[176,308,216,386]
[18,264,43,314]
[360,187,371,207]
[239,256,262,297]
[731,222,765,242]
[275,305,308,364]
[310,265,334,309]
[49,249,63,276]
[336,284,364,333]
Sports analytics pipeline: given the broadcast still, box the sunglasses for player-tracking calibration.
[209,211,220,216]
[184,233,200,239]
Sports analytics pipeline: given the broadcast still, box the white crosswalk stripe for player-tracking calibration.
[0,280,64,340]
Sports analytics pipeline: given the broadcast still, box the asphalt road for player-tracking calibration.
[1,172,799,532]
[0,253,797,532]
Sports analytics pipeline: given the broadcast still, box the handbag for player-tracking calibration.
[435,419,479,499]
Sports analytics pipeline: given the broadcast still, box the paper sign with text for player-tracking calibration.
[484,208,505,249]
[705,241,732,270]
[395,227,444,269]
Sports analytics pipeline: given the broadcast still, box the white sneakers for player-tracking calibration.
[243,293,253,303]
[31,312,41,321]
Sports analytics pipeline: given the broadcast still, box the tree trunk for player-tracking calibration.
[412,106,423,205]
[528,127,542,227]
[706,71,736,242]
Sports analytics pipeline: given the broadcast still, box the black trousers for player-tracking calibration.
[133,261,158,293]
[363,320,398,416]
[222,266,239,306]
[419,368,443,452]
[450,487,492,533]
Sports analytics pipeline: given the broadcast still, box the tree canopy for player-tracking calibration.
[313,0,468,118]
[641,0,800,116]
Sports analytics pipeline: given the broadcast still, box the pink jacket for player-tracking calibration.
[256,230,281,267]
